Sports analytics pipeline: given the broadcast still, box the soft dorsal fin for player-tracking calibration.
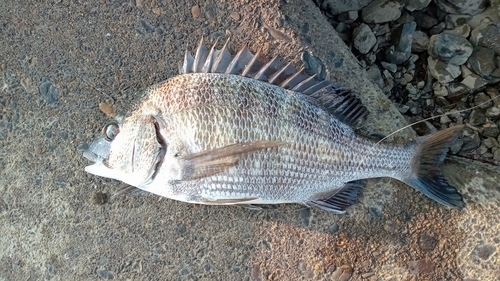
[178,36,368,128]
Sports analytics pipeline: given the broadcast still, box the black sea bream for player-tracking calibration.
[83,37,465,213]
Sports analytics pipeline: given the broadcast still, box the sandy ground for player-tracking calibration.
[1,0,499,280]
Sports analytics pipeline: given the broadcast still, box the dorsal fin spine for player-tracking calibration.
[180,37,368,128]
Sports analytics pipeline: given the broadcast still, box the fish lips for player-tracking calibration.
[83,136,111,164]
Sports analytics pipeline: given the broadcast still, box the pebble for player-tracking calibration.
[435,0,488,15]
[179,268,190,275]
[474,243,496,260]
[418,234,438,250]
[411,30,430,52]
[427,56,461,83]
[302,51,326,79]
[483,137,499,148]
[330,265,353,281]
[429,22,446,35]
[446,82,470,102]
[413,11,439,29]
[353,23,376,54]
[445,14,471,29]
[404,0,431,12]
[299,208,311,227]
[483,123,500,138]
[485,107,500,119]
[361,0,403,24]
[461,129,481,152]
[408,259,435,275]
[96,269,114,280]
[329,223,340,233]
[475,92,494,109]
[366,65,384,88]
[468,46,497,78]
[321,0,373,15]
[369,207,382,219]
[39,81,58,105]
[494,149,500,161]
[230,12,240,21]
[469,109,487,125]
[470,19,500,55]
[428,33,473,65]
[461,73,488,91]
[383,220,397,232]
[443,24,471,37]
[191,5,201,19]
[385,21,416,64]
[337,10,358,23]
[381,61,397,73]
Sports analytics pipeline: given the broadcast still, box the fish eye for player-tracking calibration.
[102,122,120,141]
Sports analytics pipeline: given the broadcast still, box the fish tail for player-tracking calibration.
[402,125,465,209]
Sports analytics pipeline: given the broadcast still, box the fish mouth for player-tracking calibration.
[83,136,111,164]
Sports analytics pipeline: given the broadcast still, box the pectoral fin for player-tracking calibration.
[178,141,286,181]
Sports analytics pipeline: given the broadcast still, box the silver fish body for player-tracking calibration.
[83,38,465,212]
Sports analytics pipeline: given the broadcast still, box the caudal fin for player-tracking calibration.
[403,125,465,209]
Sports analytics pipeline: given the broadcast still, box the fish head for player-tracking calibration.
[83,115,163,188]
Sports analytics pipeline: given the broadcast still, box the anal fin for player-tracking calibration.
[307,181,365,213]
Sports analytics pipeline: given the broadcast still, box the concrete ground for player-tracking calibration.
[1,0,499,280]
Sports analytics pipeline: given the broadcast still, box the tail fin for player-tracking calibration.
[403,125,465,209]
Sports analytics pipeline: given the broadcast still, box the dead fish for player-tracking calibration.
[83,37,465,213]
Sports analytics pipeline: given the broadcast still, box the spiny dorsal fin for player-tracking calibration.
[178,37,368,128]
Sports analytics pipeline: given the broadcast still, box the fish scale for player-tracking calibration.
[83,37,465,213]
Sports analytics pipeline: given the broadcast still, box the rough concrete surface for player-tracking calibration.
[0,0,499,280]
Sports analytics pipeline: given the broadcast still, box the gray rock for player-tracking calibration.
[445,14,471,29]
[468,6,500,29]
[461,73,488,91]
[428,33,473,65]
[483,123,500,138]
[433,82,449,97]
[470,19,500,56]
[469,46,497,78]
[404,0,431,11]
[411,30,430,52]
[427,56,461,83]
[353,23,376,54]
[469,109,486,126]
[460,129,481,152]
[474,92,493,109]
[366,64,384,88]
[429,22,446,35]
[331,265,353,281]
[39,81,58,105]
[486,107,500,120]
[491,57,500,78]
[493,0,500,17]
[381,61,397,73]
[385,21,416,64]
[337,10,359,23]
[484,137,499,148]
[443,24,471,38]
[407,100,422,115]
[361,0,404,24]
[494,148,500,161]
[449,137,464,154]
[413,11,439,29]
[435,0,488,16]
[321,0,373,15]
